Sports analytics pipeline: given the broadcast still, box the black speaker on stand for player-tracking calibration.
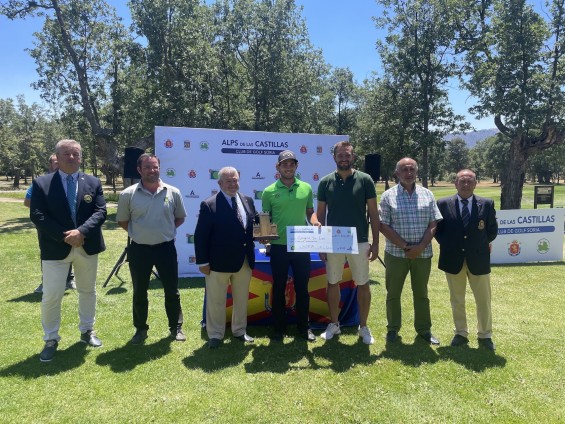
[123,146,144,188]
[364,153,381,182]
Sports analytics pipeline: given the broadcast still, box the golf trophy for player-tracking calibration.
[253,212,279,241]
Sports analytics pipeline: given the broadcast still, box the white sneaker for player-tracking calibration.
[359,325,375,345]
[321,322,341,340]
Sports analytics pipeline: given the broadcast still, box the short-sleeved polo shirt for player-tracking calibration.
[317,170,377,243]
[116,180,186,245]
[262,178,313,246]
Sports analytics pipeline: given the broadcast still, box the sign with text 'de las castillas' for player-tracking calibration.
[491,208,564,264]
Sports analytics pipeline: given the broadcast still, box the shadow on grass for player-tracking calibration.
[96,337,172,372]
[436,345,507,372]
[380,336,440,367]
[0,342,89,378]
[309,332,381,372]
[182,339,253,372]
[244,331,321,373]
[7,292,42,303]
[0,216,35,234]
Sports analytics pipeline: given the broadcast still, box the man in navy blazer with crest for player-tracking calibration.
[30,139,106,362]
[195,166,256,348]
[435,169,498,350]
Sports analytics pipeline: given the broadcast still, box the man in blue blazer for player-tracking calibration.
[195,166,256,348]
[30,139,107,362]
[435,169,498,350]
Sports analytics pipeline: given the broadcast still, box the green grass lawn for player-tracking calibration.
[1,189,564,423]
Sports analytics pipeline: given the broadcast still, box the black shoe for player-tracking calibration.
[130,329,148,345]
[299,329,316,342]
[478,337,496,350]
[208,338,221,349]
[170,328,186,342]
[450,334,469,347]
[234,333,254,343]
[270,330,284,341]
[386,330,398,343]
[419,332,440,345]
[39,340,58,362]
[80,330,102,347]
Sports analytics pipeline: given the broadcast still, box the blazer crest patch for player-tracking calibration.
[478,219,485,230]
[83,194,93,203]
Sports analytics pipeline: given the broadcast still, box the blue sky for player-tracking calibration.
[0,0,494,130]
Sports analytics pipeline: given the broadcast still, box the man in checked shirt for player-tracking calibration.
[379,157,443,345]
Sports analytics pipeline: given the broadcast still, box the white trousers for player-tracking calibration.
[41,247,98,341]
[205,260,252,340]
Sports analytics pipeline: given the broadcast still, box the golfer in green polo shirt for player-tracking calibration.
[261,150,317,342]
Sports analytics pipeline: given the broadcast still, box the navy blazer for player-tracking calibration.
[30,171,107,260]
[435,195,498,275]
[194,192,256,273]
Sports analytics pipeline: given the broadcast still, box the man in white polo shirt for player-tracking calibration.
[117,153,187,344]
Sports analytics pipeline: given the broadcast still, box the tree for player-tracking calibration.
[444,137,470,174]
[375,0,469,187]
[329,67,358,135]
[1,0,131,178]
[457,0,565,209]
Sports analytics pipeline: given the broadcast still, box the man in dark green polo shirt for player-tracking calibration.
[311,141,380,345]
[262,150,316,342]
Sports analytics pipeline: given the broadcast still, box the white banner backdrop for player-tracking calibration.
[491,208,564,264]
[155,126,348,276]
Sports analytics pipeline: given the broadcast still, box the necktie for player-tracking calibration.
[66,174,77,225]
[461,198,470,228]
[231,196,244,227]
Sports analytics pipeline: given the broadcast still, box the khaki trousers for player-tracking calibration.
[205,260,252,340]
[445,260,492,339]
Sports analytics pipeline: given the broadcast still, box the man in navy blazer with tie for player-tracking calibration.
[30,139,107,362]
[435,169,498,350]
[194,166,256,348]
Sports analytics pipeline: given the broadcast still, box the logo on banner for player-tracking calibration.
[166,168,176,178]
[316,146,323,155]
[508,240,521,256]
[252,172,265,180]
[188,256,196,264]
[188,170,197,178]
[537,239,550,254]
[186,233,195,244]
[200,141,209,151]
[313,173,319,181]
[185,190,199,198]
[210,169,219,179]
[254,190,263,200]
[300,145,307,154]
[183,140,191,150]
[164,139,173,148]
[211,189,218,195]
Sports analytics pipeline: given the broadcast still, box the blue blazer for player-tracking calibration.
[435,195,498,275]
[30,171,107,260]
[194,192,256,273]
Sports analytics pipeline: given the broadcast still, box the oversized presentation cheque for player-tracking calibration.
[287,226,359,254]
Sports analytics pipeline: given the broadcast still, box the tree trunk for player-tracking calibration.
[500,138,528,210]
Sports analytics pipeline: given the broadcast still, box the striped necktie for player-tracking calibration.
[66,174,77,225]
[461,198,470,228]
[231,196,244,227]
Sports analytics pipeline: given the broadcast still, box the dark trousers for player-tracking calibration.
[269,244,311,332]
[128,240,183,332]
